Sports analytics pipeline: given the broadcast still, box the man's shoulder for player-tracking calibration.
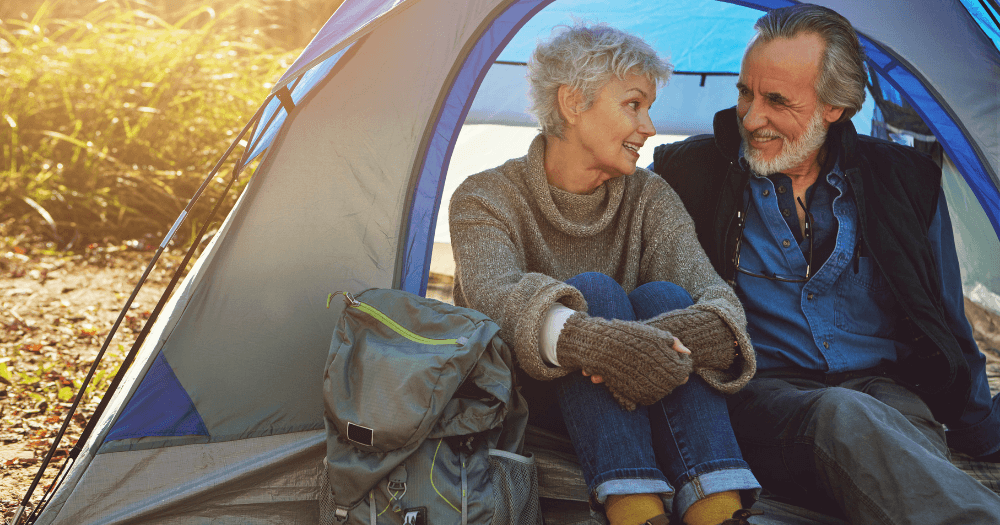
[848,135,942,222]
[651,134,732,203]
[652,134,722,169]
[852,134,940,177]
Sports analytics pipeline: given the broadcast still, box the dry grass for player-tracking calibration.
[0,0,342,247]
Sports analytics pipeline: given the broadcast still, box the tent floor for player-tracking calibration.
[526,426,1000,525]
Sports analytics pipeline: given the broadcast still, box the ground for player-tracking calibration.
[1,237,999,522]
[0,234,187,520]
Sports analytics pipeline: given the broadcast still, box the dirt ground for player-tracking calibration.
[1,237,999,522]
[0,236,186,521]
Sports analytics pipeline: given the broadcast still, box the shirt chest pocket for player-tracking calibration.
[834,256,901,337]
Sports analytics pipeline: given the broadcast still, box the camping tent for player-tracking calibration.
[25,0,1000,523]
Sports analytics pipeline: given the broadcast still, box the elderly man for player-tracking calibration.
[651,4,1000,524]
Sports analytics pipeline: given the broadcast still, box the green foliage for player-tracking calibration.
[0,0,301,245]
[57,385,74,401]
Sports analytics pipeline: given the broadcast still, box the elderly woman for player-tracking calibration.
[449,24,760,525]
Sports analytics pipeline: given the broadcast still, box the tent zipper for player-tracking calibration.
[329,292,459,345]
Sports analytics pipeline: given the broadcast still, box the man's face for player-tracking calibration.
[736,32,844,177]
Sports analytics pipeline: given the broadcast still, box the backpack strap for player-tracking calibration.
[461,451,469,525]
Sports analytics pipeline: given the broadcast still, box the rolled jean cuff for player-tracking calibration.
[674,464,761,517]
[593,468,673,504]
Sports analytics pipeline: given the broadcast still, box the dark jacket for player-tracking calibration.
[652,107,972,425]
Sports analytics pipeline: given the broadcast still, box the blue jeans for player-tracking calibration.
[729,371,1000,524]
[526,272,760,518]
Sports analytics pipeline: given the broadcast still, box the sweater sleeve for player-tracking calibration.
[636,175,756,393]
[449,174,588,381]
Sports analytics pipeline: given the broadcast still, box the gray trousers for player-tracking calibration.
[728,371,1000,525]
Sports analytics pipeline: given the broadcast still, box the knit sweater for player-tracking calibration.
[448,134,755,396]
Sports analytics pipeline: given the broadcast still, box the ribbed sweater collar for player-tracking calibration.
[523,134,626,237]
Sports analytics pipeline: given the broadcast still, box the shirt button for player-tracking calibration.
[807,293,814,300]
[777,185,787,194]
[823,341,830,349]
[782,208,791,217]
[782,239,791,248]
[763,189,771,196]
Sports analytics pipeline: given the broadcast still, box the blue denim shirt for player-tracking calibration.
[730,155,998,444]
[735,159,913,372]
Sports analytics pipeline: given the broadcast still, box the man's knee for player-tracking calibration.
[807,387,916,453]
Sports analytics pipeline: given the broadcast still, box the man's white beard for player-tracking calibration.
[739,106,828,176]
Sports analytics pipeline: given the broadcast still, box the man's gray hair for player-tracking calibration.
[527,22,672,138]
[751,4,867,122]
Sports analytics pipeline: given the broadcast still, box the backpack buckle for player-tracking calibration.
[387,464,408,511]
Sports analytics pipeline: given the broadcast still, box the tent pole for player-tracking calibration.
[14,94,277,525]
[978,0,1000,29]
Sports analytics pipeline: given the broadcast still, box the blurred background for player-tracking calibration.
[1,0,344,250]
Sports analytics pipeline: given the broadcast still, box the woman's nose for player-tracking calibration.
[638,110,655,137]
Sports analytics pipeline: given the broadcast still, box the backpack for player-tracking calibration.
[320,288,541,524]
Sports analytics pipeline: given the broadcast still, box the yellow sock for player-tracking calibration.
[605,493,666,525]
[682,490,742,525]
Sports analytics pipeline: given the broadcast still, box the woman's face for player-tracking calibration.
[573,73,657,181]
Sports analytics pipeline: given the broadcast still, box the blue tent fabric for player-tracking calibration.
[495,0,761,72]
[272,0,415,92]
[400,0,551,295]
[960,0,1000,52]
[862,40,1000,237]
[105,352,209,441]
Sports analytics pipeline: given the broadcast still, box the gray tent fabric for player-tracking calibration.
[36,0,498,521]
[30,0,1000,524]
[944,156,1000,297]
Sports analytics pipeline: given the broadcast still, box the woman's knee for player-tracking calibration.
[629,281,693,320]
[566,273,633,320]
[566,272,623,296]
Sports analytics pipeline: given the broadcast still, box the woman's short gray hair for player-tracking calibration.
[527,22,672,138]
[751,4,867,122]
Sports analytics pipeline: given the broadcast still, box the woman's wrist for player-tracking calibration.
[539,303,576,367]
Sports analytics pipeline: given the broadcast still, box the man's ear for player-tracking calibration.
[557,85,584,126]
[823,104,846,125]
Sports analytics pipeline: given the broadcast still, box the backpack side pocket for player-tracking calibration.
[488,449,542,525]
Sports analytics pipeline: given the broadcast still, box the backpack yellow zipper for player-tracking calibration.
[328,292,459,345]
